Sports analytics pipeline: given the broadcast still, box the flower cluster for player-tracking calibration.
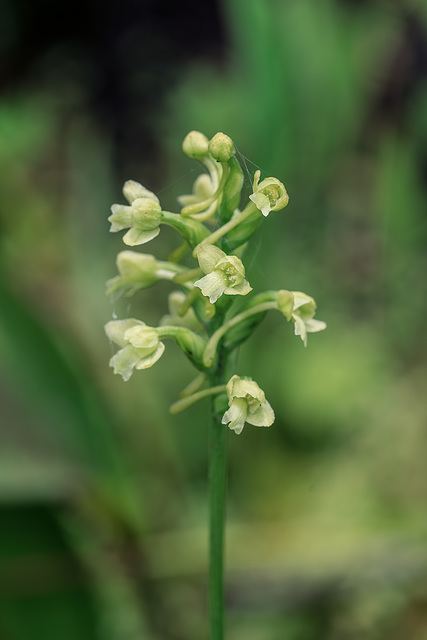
[105,131,326,433]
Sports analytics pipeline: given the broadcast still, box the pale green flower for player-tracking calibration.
[108,180,162,246]
[277,290,326,346]
[105,319,165,381]
[249,170,289,216]
[106,251,182,297]
[194,244,252,304]
[222,374,275,435]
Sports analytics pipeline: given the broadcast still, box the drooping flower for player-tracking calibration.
[108,180,162,246]
[277,290,326,346]
[106,251,183,297]
[249,170,289,217]
[105,319,165,381]
[194,244,252,304]
[222,374,275,435]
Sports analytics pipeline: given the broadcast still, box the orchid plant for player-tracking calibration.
[105,131,326,639]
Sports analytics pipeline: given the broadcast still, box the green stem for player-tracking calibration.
[209,389,228,640]
[169,384,226,414]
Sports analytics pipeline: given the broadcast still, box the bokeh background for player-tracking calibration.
[1,0,427,638]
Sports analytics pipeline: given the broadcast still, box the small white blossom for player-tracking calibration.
[108,180,162,246]
[194,244,252,304]
[277,290,326,346]
[249,170,289,216]
[105,319,165,381]
[222,375,275,435]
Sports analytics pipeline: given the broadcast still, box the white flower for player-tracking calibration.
[222,375,275,435]
[106,251,181,297]
[194,244,252,304]
[249,170,289,216]
[108,180,162,246]
[277,290,326,346]
[105,319,165,381]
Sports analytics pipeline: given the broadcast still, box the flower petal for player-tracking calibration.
[293,314,308,346]
[125,325,159,349]
[277,290,294,320]
[108,204,133,231]
[105,319,145,348]
[221,398,247,434]
[249,192,271,216]
[292,291,316,311]
[134,342,165,369]
[122,226,160,246]
[110,345,141,381]
[305,318,327,333]
[246,400,275,427]
[194,270,227,304]
[224,279,252,296]
[229,376,265,403]
[123,180,159,204]
[196,244,226,274]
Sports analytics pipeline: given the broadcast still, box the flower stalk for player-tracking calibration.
[104,130,326,639]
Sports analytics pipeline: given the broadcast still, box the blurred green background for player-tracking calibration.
[1,0,427,638]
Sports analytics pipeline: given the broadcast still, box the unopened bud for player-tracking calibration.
[182,131,209,159]
[208,132,235,162]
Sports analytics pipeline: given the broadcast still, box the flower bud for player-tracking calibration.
[182,130,210,159]
[208,132,235,162]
